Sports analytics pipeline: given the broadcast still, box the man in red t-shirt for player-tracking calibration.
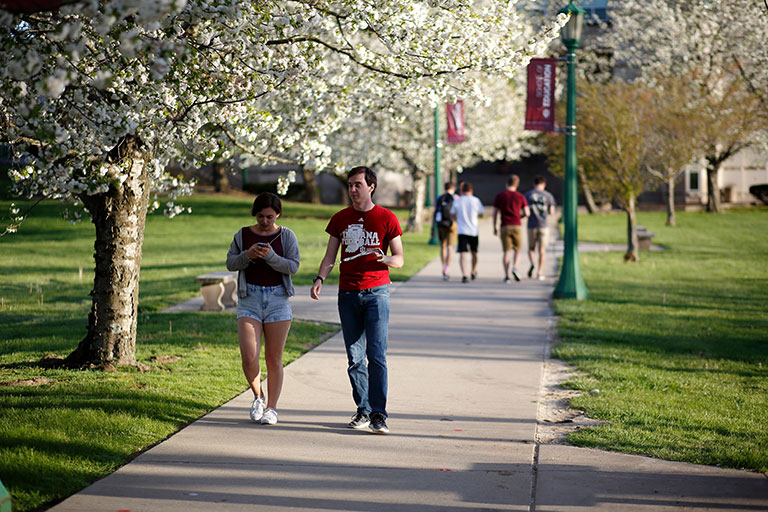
[492,174,530,283]
[311,166,404,434]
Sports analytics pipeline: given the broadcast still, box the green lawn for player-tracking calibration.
[554,208,768,473]
[0,194,435,511]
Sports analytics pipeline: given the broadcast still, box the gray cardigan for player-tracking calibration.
[226,226,300,298]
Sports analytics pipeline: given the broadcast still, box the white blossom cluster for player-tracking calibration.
[276,170,296,195]
[0,0,567,218]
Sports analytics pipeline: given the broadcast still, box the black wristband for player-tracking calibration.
[313,275,324,283]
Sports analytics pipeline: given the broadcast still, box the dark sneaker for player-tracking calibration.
[348,412,370,429]
[471,272,477,280]
[369,413,390,434]
[503,277,510,284]
[462,276,469,283]
[528,264,535,278]
[511,269,521,282]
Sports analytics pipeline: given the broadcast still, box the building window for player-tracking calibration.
[689,171,700,191]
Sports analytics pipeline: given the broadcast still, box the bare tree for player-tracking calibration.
[579,81,653,261]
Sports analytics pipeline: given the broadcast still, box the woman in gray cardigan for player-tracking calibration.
[226,193,300,426]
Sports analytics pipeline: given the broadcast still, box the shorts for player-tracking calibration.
[500,225,523,252]
[457,234,479,253]
[438,222,458,246]
[236,284,292,323]
[528,227,550,250]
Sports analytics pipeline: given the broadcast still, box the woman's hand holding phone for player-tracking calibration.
[247,242,270,260]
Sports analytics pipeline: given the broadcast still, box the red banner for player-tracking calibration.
[525,58,557,132]
[445,101,466,144]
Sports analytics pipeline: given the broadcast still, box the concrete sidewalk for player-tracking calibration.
[52,219,767,511]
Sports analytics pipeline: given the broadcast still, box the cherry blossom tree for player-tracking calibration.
[324,72,537,233]
[0,1,567,366]
[600,0,768,213]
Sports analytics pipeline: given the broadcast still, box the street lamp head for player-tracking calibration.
[558,1,586,49]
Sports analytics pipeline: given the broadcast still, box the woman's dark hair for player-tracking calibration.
[348,166,377,197]
[251,192,282,216]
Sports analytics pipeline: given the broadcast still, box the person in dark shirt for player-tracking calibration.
[492,175,530,283]
[226,192,300,425]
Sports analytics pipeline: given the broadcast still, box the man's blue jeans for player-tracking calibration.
[337,284,390,417]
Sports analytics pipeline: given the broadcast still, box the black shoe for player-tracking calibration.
[511,269,521,282]
[471,272,477,280]
[369,413,390,434]
[528,264,535,278]
[462,276,469,283]
[348,412,370,429]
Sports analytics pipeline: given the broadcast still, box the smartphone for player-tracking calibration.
[257,242,269,248]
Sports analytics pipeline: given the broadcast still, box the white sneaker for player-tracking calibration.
[260,407,278,425]
[538,275,546,281]
[250,397,265,422]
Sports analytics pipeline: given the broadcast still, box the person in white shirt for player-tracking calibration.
[450,181,484,283]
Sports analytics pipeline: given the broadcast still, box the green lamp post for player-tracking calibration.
[553,0,588,300]
[428,104,441,245]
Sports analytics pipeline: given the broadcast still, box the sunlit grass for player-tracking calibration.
[554,208,768,472]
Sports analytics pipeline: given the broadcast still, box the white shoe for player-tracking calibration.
[538,275,546,281]
[250,397,265,422]
[260,407,278,425]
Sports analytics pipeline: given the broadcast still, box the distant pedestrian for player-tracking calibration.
[492,175,529,283]
[434,182,458,280]
[226,192,300,426]
[451,181,484,283]
[310,166,404,434]
[525,175,556,280]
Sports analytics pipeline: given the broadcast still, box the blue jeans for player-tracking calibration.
[337,285,390,417]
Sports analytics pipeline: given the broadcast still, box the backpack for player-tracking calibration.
[435,193,454,229]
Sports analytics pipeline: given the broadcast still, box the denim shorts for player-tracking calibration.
[237,284,292,323]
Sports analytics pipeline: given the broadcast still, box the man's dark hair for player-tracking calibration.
[460,181,473,194]
[507,174,520,187]
[251,192,282,216]
[348,166,377,197]
[444,182,455,192]
[534,175,546,186]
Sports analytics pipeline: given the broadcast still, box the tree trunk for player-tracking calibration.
[706,158,723,213]
[301,167,321,204]
[406,169,427,233]
[579,167,599,214]
[66,147,151,367]
[213,160,231,193]
[624,193,639,262]
[666,176,676,227]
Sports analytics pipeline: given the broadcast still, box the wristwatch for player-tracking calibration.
[313,275,324,284]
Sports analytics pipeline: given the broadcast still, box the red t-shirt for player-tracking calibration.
[242,227,284,286]
[326,205,403,291]
[493,190,528,227]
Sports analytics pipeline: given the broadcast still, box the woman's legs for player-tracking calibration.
[263,320,291,410]
[238,317,264,399]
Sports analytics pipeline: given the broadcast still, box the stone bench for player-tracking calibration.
[195,271,238,311]
[637,226,655,250]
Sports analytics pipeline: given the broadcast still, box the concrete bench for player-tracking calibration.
[195,271,238,311]
[637,226,655,250]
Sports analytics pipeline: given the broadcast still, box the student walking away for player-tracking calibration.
[525,175,556,280]
[492,174,529,283]
[451,181,484,283]
[434,182,458,280]
[310,166,404,434]
[226,192,300,426]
